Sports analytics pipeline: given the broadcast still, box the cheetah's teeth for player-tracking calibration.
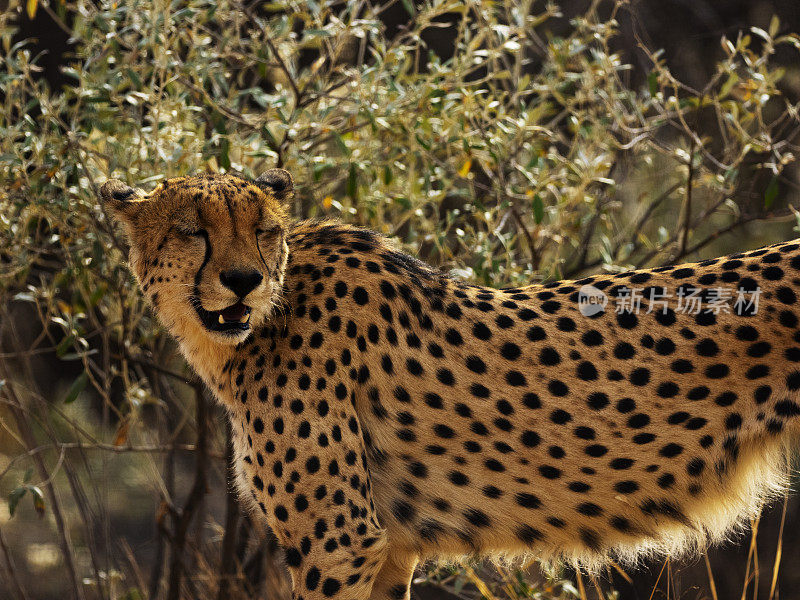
[240,313,250,324]
[218,314,225,325]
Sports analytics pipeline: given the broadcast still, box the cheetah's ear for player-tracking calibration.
[100,179,149,226]
[255,168,294,204]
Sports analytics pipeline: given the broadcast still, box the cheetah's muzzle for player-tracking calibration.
[193,298,252,334]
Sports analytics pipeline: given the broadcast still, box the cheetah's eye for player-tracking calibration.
[256,225,282,237]
[175,226,207,238]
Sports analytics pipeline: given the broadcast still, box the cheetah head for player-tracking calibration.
[101,170,292,345]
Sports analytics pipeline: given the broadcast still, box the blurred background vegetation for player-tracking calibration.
[1,0,800,599]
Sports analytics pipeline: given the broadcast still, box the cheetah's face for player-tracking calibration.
[101,170,292,345]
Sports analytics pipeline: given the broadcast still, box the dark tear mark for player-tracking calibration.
[193,230,212,296]
[255,229,286,280]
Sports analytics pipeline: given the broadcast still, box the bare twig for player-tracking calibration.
[0,527,32,600]
[705,553,719,600]
[768,491,790,600]
[217,422,241,600]
[676,139,697,260]
[239,4,301,103]
[165,387,210,600]
[3,384,85,600]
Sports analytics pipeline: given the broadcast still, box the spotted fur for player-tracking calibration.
[103,171,800,599]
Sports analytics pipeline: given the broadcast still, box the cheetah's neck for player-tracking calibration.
[174,323,236,399]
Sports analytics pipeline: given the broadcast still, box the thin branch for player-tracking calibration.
[0,527,31,600]
[682,211,795,259]
[240,4,301,103]
[166,387,210,600]
[510,207,539,268]
[768,491,790,600]
[217,422,242,600]
[676,139,697,261]
[563,181,681,278]
[3,386,85,600]
[175,76,258,129]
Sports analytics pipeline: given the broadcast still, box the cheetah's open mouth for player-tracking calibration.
[193,300,252,334]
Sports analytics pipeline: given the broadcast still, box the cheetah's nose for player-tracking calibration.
[220,269,263,298]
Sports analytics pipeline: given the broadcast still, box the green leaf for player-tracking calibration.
[219,138,231,171]
[532,194,544,224]
[647,71,658,96]
[63,371,88,404]
[719,72,739,99]
[247,87,271,109]
[55,334,75,358]
[303,28,332,39]
[765,176,779,209]
[8,487,26,517]
[414,133,431,150]
[312,161,334,181]
[125,68,143,89]
[769,14,781,37]
[30,486,46,517]
[89,284,107,307]
[347,164,358,201]
[333,133,350,157]
[59,349,99,361]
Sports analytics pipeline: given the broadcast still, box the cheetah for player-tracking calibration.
[102,169,800,600]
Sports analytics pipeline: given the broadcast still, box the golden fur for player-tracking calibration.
[104,171,800,599]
